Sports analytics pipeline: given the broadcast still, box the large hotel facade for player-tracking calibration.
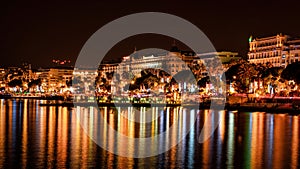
[248,34,300,67]
[99,48,240,94]
[101,46,240,78]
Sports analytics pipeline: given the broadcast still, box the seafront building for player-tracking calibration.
[30,67,74,93]
[0,68,5,89]
[47,67,73,92]
[73,68,98,95]
[99,46,198,77]
[248,34,300,67]
[34,68,50,92]
[196,51,240,73]
[196,51,239,63]
[97,46,240,95]
[99,46,240,77]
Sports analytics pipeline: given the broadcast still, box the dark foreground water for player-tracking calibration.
[0,99,299,168]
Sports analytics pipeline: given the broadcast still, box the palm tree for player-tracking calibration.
[28,78,42,92]
[261,67,282,94]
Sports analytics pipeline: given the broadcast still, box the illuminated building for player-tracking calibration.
[248,34,300,67]
[73,68,98,94]
[34,68,50,92]
[0,68,5,88]
[97,45,239,94]
[34,66,98,94]
[197,51,240,64]
[48,67,73,92]
[114,45,196,78]
[21,63,33,81]
[100,46,240,77]
[196,51,241,73]
[98,46,191,76]
[6,67,22,81]
[100,63,119,73]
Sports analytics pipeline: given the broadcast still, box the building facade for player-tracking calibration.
[117,51,193,77]
[196,51,240,72]
[99,48,240,77]
[73,68,98,95]
[34,68,50,92]
[0,68,5,89]
[97,47,240,94]
[248,34,300,67]
[48,67,73,92]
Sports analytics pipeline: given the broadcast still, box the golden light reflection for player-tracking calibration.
[107,109,115,167]
[70,106,82,168]
[291,116,299,168]
[83,107,91,167]
[39,103,48,167]
[250,113,264,169]
[272,114,287,169]
[226,112,235,168]
[170,108,180,168]
[8,100,13,154]
[202,110,213,169]
[184,109,196,167]
[0,99,299,168]
[48,105,56,168]
[77,106,194,160]
[0,99,6,167]
[218,111,226,142]
[21,99,28,167]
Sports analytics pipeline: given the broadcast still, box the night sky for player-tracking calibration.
[1,0,300,68]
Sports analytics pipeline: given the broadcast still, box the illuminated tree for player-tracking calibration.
[225,61,257,93]
[281,62,300,84]
[261,67,283,94]
[28,78,42,92]
[8,79,23,88]
[28,78,41,88]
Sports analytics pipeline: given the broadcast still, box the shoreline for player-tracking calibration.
[2,96,300,114]
[38,101,300,115]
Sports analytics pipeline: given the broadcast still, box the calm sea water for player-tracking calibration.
[0,99,299,168]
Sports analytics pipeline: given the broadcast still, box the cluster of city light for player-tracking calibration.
[1,35,300,102]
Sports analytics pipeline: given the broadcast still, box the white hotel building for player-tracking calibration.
[98,47,240,94]
[248,34,300,67]
[99,46,240,78]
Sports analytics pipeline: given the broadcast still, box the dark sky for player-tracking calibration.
[1,0,300,68]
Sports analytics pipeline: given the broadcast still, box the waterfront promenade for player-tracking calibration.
[2,94,300,114]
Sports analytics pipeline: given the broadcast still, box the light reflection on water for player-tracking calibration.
[0,99,299,168]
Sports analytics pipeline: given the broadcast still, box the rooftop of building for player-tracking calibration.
[251,34,287,41]
[196,51,239,58]
[251,34,300,42]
